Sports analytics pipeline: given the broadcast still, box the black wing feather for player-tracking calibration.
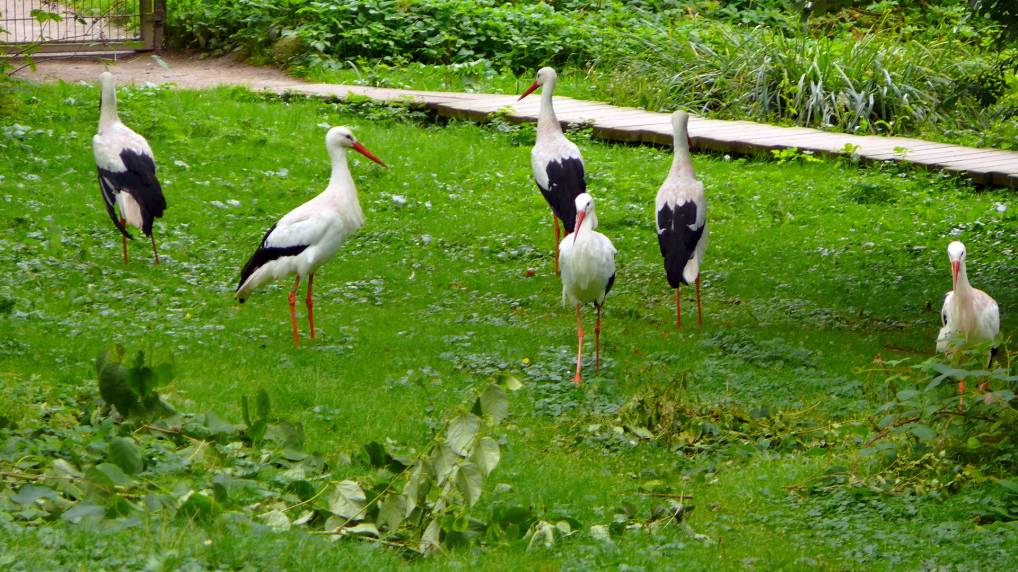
[97,170,132,239]
[540,157,586,233]
[236,223,309,301]
[657,201,704,288]
[98,149,166,236]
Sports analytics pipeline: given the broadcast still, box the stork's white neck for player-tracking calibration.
[954,259,972,296]
[536,80,562,137]
[669,116,694,179]
[99,83,119,132]
[327,148,356,193]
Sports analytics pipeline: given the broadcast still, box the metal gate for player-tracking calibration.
[0,0,163,53]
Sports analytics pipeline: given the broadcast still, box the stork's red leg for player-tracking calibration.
[958,378,967,408]
[288,276,301,348]
[150,234,161,265]
[306,273,316,340]
[696,274,703,329]
[120,217,128,264]
[595,304,602,373]
[675,286,681,329]
[553,212,561,275]
[574,304,583,385]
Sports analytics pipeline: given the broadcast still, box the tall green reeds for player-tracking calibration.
[605,22,986,135]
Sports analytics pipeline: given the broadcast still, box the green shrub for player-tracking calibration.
[606,22,987,135]
[168,0,599,73]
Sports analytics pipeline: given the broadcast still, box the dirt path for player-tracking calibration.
[15,52,300,89]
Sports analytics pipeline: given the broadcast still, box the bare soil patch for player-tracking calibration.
[14,52,301,90]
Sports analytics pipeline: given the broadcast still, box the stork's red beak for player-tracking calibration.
[572,211,586,244]
[352,142,387,168]
[518,81,540,101]
[952,259,960,291]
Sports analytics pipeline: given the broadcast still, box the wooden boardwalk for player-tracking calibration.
[272,83,1018,189]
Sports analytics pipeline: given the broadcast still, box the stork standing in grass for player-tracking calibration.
[656,110,707,328]
[937,241,1000,393]
[560,193,616,384]
[235,126,386,347]
[93,71,167,264]
[518,67,586,274]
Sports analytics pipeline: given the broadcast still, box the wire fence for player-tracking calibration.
[1,0,141,46]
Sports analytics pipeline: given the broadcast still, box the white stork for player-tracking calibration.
[559,193,616,384]
[235,126,386,347]
[518,67,587,274]
[655,110,707,328]
[937,241,1000,388]
[92,71,167,264]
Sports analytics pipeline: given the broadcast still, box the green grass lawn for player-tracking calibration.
[0,81,1016,570]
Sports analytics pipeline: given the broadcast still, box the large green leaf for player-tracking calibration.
[472,436,500,476]
[203,411,241,435]
[480,385,509,423]
[910,424,938,441]
[11,485,58,505]
[403,463,430,516]
[91,462,134,487]
[127,353,154,400]
[152,362,174,388]
[419,518,442,553]
[51,459,82,479]
[61,503,105,523]
[456,462,483,506]
[178,491,216,521]
[328,480,366,519]
[344,522,380,537]
[377,493,406,532]
[260,509,290,532]
[108,437,144,476]
[98,362,135,418]
[256,388,271,420]
[432,445,457,485]
[446,413,480,456]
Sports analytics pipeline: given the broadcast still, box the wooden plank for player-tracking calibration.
[932,152,1018,167]
[868,146,1015,162]
[554,104,625,117]
[881,149,1018,170]
[586,109,669,123]
[597,118,673,131]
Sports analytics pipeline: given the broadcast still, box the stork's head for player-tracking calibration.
[572,193,596,243]
[947,240,966,290]
[672,110,693,149]
[98,71,116,112]
[326,126,387,168]
[518,67,557,101]
[98,71,116,90]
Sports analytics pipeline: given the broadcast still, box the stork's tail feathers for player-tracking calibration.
[115,221,134,240]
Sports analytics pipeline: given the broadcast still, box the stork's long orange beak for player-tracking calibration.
[572,211,586,244]
[518,81,540,101]
[352,142,387,168]
[952,259,960,291]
